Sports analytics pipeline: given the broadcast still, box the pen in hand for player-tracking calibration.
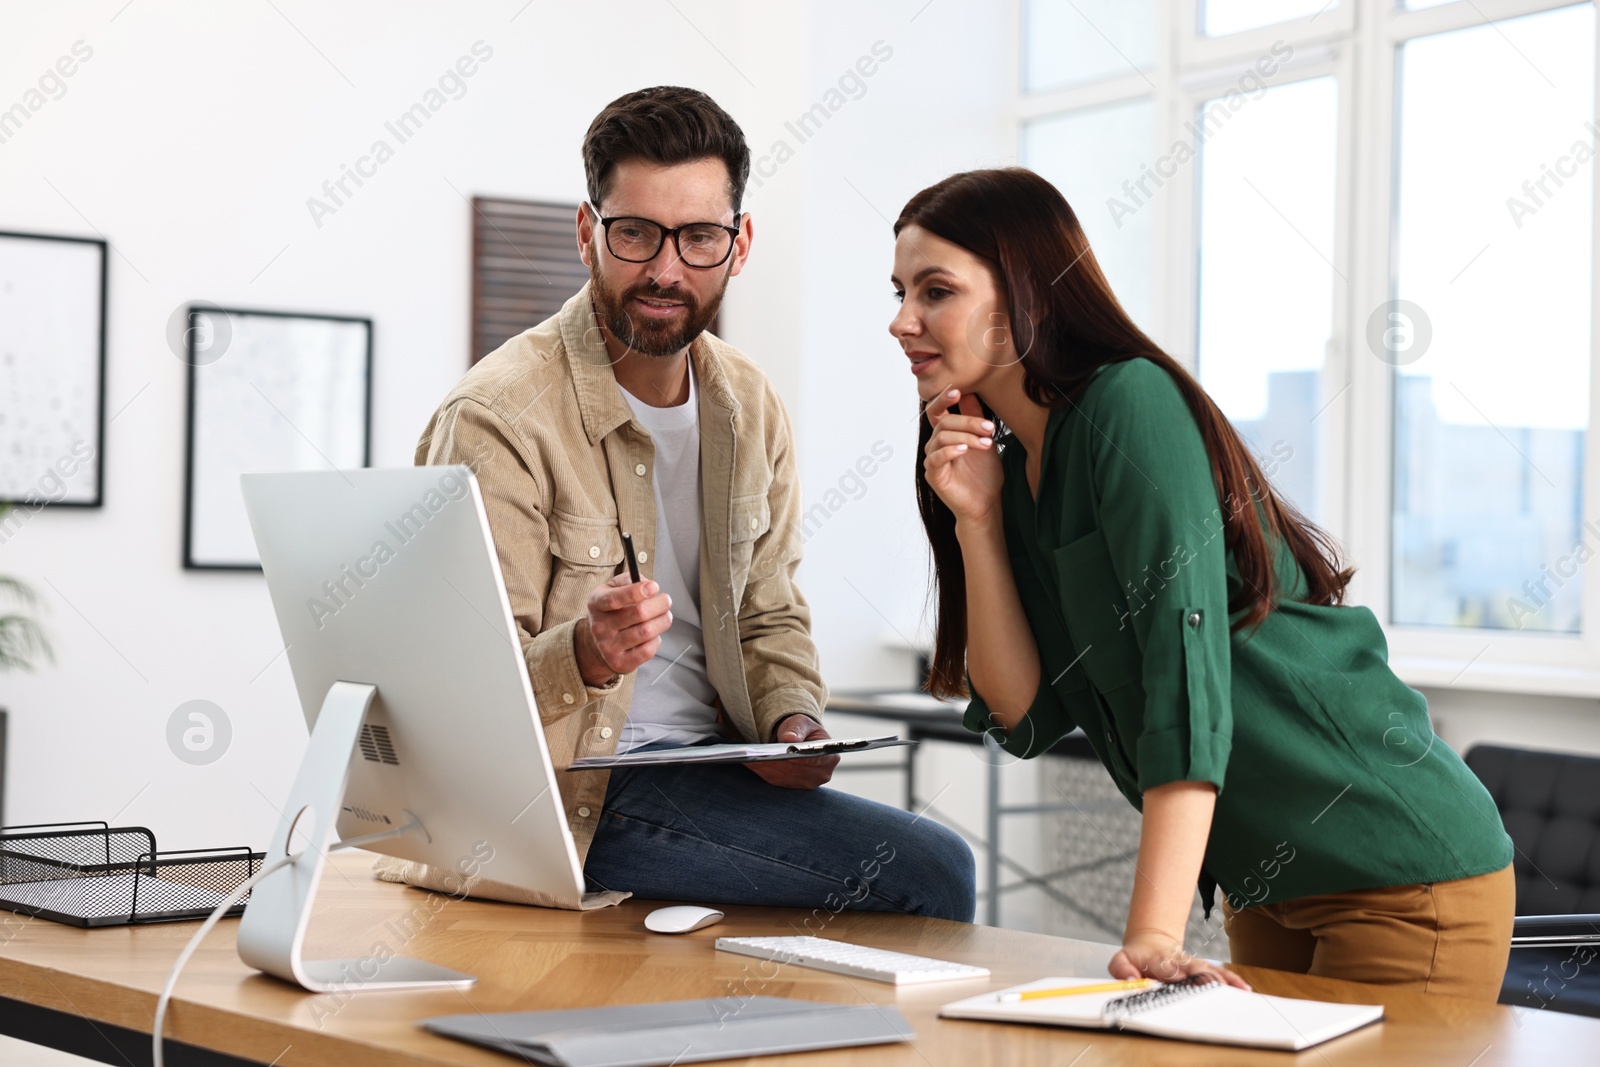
[621,531,642,584]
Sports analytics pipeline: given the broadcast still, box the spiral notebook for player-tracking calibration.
[940,976,1383,1051]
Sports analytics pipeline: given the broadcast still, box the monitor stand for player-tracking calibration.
[236,680,476,992]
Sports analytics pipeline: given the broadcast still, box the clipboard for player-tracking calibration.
[567,736,915,770]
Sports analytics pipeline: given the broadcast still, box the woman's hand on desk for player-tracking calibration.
[745,714,839,790]
[924,390,1002,529]
[1109,929,1252,991]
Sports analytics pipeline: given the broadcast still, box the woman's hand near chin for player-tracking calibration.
[924,389,1003,530]
[924,386,1040,732]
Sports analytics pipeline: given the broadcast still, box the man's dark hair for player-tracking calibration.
[582,86,751,214]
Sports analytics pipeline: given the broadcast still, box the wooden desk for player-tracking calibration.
[1,851,1596,1066]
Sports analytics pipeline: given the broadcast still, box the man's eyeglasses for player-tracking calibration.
[587,204,741,269]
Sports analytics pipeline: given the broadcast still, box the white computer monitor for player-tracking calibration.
[236,466,584,992]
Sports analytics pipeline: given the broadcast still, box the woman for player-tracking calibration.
[891,167,1514,999]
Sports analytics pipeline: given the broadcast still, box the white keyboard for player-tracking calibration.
[714,935,991,985]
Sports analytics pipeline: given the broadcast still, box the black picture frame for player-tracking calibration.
[0,230,108,508]
[183,306,373,571]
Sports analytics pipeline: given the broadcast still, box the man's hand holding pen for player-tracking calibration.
[576,572,673,687]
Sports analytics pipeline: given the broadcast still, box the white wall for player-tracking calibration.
[0,0,1017,853]
[4,0,1591,896]
[1426,687,1600,758]
[787,0,1013,687]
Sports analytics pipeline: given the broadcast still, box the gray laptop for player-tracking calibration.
[422,997,914,1067]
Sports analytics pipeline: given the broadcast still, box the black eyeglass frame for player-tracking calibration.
[586,203,743,269]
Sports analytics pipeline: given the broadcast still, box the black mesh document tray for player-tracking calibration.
[0,821,264,927]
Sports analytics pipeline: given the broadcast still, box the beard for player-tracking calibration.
[588,260,728,358]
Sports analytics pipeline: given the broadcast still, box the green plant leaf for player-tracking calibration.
[0,577,43,608]
[0,614,52,672]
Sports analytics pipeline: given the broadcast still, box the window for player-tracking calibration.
[1201,0,1337,37]
[1390,4,1595,632]
[1020,0,1600,692]
[1194,76,1339,522]
[1025,0,1158,92]
[1023,99,1159,332]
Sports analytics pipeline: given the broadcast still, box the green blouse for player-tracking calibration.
[963,357,1512,909]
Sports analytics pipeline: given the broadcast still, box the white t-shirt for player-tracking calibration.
[614,367,723,753]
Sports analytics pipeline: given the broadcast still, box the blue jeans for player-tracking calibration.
[582,752,976,923]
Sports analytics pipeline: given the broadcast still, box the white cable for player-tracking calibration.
[328,812,425,853]
[152,816,424,1067]
[152,852,297,1067]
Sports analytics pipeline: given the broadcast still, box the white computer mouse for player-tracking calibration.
[644,905,725,934]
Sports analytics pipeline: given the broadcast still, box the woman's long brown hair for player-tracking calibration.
[899,168,1353,698]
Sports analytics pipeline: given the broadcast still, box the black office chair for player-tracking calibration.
[1464,743,1600,1017]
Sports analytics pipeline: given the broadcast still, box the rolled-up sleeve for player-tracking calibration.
[1085,360,1233,793]
[963,675,1076,759]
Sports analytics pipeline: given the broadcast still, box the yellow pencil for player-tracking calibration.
[998,978,1155,1002]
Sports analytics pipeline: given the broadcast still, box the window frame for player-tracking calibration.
[1017,0,1600,696]
[1179,0,1356,68]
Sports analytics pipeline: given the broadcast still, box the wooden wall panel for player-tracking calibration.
[470,197,585,365]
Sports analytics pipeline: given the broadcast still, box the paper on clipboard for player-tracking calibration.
[567,735,915,770]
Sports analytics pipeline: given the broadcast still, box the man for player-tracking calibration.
[416,86,975,920]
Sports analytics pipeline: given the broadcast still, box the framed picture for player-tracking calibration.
[0,230,107,507]
[184,307,372,570]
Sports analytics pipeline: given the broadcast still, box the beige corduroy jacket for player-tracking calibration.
[414,284,827,864]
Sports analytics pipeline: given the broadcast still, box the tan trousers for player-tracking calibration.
[1223,864,1515,1002]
